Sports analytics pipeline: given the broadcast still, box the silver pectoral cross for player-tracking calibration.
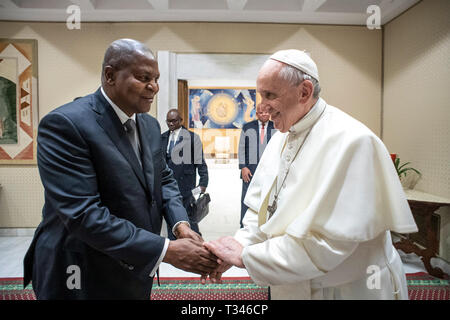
[267,195,278,219]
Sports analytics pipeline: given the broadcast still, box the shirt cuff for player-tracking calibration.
[149,238,170,277]
[172,220,191,237]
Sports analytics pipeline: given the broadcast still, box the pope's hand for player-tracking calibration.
[208,260,232,284]
[203,236,245,268]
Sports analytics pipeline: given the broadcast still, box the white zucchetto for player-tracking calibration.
[270,49,319,82]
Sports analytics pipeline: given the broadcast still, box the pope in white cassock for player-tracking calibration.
[204,49,418,300]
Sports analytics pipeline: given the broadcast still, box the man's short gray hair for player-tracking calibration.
[278,64,321,99]
[102,39,154,73]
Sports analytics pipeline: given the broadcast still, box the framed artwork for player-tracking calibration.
[188,87,260,129]
[0,39,38,164]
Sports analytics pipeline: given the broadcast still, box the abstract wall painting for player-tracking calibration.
[188,87,260,130]
[0,39,38,164]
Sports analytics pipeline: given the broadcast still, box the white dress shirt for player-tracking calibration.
[166,127,182,153]
[258,120,268,143]
[101,87,141,152]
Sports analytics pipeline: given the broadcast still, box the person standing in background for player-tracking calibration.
[238,104,275,227]
[162,109,209,239]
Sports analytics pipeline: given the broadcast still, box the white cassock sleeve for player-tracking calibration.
[235,209,268,247]
[235,211,359,286]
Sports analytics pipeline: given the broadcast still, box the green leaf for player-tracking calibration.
[399,167,421,177]
[394,158,400,171]
[398,162,411,171]
[393,156,421,180]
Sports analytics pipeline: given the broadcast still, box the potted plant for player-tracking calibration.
[390,154,422,189]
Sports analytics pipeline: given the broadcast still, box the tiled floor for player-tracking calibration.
[1,158,449,279]
[0,236,33,278]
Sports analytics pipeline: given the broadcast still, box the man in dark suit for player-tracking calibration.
[23,39,218,299]
[161,109,208,239]
[238,104,275,227]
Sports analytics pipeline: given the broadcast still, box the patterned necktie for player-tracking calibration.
[124,119,141,166]
[260,123,265,144]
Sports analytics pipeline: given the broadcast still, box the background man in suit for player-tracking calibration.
[161,109,209,239]
[238,104,275,227]
[23,39,218,299]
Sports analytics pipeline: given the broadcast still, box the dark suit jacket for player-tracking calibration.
[238,120,275,175]
[161,127,208,199]
[23,88,188,299]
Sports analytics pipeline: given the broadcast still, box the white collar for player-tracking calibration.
[289,98,326,135]
[101,87,136,125]
[169,127,182,140]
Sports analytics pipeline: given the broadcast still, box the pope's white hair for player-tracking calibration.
[278,64,321,99]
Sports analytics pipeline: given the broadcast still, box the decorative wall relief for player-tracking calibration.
[0,39,38,164]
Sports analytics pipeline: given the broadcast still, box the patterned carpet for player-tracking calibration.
[406,272,449,300]
[151,277,268,300]
[0,273,448,300]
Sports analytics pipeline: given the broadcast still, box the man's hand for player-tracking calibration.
[174,222,203,242]
[241,167,252,183]
[171,223,216,284]
[163,238,219,276]
[204,236,245,268]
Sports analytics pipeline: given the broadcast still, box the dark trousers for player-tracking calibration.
[167,195,201,240]
[240,180,250,228]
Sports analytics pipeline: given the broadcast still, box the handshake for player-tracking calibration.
[162,223,244,284]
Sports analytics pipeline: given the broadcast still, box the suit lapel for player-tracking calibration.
[171,128,190,160]
[267,121,273,141]
[92,90,147,191]
[254,121,261,162]
[176,128,188,148]
[161,131,169,151]
[176,134,183,146]
[136,115,154,196]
